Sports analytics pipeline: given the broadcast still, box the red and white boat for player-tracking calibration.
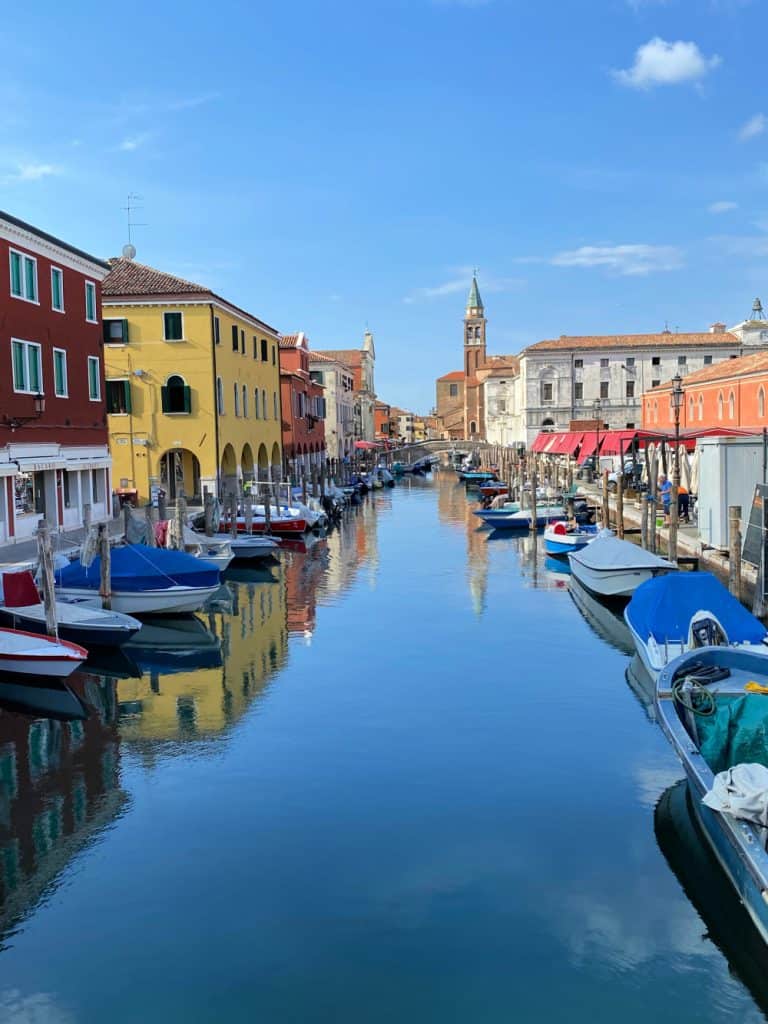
[0,627,88,678]
[220,506,308,536]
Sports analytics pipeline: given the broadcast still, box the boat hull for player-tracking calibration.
[0,607,138,649]
[55,584,219,615]
[568,560,668,598]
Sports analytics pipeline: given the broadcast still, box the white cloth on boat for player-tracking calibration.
[703,763,768,826]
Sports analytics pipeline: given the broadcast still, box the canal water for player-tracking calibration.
[0,472,766,1024]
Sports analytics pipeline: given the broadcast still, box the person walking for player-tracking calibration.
[659,474,672,524]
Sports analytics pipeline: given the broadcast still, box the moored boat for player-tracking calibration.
[219,507,307,535]
[474,504,565,530]
[656,646,768,946]
[568,531,676,599]
[625,572,768,680]
[55,544,220,615]
[543,521,598,557]
[0,627,87,678]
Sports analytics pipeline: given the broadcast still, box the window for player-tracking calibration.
[651,379,660,389]
[231,325,239,351]
[261,338,268,361]
[103,318,129,344]
[9,250,37,302]
[161,375,191,414]
[240,329,245,355]
[11,340,42,394]
[163,312,183,341]
[625,380,635,398]
[718,392,724,420]
[216,376,224,414]
[728,391,735,419]
[574,359,583,369]
[87,356,101,401]
[234,383,240,417]
[600,381,609,399]
[63,471,72,509]
[574,382,583,400]
[51,268,64,312]
[53,348,68,397]
[310,370,324,384]
[262,389,268,418]
[699,395,704,421]
[704,355,713,365]
[678,355,687,366]
[272,345,276,366]
[273,392,278,419]
[688,396,694,420]
[626,357,635,368]
[106,378,132,414]
[600,358,609,368]
[760,388,766,419]
[242,384,248,417]
[449,383,458,397]
[254,388,260,418]
[542,382,553,402]
[652,356,661,366]
[253,336,258,359]
[85,281,97,323]
[626,422,635,429]
[213,316,220,345]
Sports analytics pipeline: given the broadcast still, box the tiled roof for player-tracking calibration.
[438,370,464,381]
[103,257,278,334]
[1,210,110,271]
[279,334,300,348]
[650,350,768,391]
[316,348,363,368]
[526,331,739,353]
[308,349,354,370]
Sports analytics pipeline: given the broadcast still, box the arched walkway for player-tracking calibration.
[257,443,269,481]
[271,442,282,481]
[160,448,201,501]
[220,443,238,496]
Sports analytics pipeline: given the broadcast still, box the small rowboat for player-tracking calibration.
[543,521,597,557]
[0,627,87,678]
[479,482,508,499]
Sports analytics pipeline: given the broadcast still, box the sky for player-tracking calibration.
[3,0,768,412]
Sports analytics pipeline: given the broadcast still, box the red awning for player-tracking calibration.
[599,430,638,455]
[530,432,553,452]
[577,431,600,463]
[354,440,381,450]
[541,432,581,455]
[560,431,584,456]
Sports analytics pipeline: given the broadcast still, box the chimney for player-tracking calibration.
[710,322,726,333]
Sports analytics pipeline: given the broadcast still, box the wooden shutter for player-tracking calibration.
[123,380,132,413]
[161,386,170,412]
[183,386,191,413]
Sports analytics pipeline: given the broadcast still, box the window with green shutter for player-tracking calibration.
[106,379,131,414]
[11,340,42,394]
[25,259,37,302]
[161,375,191,414]
[10,252,21,296]
[163,312,183,341]
[260,338,268,361]
[232,325,239,351]
[51,268,64,311]
[53,348,68,397]
[85,281,96,322]
[9,250,37,302]
[88,356,101,401]
[103,319,129,344]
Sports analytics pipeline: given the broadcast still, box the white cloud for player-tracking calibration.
[404,267,524,303]
[613,37,721,89]
[552,244,683,276]
[708,200,738,213]
[0,161,62,185]
[118,132,151,152]
[739,113,767,141]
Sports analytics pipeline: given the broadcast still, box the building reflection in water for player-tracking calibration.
[0,672,125,948]
[436,470,490,615]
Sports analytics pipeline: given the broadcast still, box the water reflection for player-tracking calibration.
[0,672,125,948]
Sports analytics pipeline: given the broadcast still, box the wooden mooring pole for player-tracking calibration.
[36,519,58,637]
[98,522,111,610]
[616,473,625,539]
[729,505,742,601]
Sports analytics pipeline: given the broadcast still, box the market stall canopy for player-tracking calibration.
[354,440,381,450]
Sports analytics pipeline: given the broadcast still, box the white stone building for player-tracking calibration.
[309,351,355,460]
[318,329,376,443]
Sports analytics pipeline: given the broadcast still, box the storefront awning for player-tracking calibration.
[530,432,555,452]
[599,430,638,456]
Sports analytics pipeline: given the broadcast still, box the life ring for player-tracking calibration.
[553,521,567,535]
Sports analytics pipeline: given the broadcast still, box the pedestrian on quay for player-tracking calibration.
[678,483,690,523]
[659,474,672,524]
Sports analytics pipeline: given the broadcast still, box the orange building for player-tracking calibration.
[642,349,768,432]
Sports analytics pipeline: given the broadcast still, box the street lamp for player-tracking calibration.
[2,393,45,432]
[669,373,684,562]
[592,398,602,475]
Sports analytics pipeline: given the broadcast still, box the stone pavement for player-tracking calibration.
[0,516,125,572]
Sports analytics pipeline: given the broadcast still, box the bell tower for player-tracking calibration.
[464,273,486,378]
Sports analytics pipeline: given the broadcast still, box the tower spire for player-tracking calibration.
[467,270,483,312]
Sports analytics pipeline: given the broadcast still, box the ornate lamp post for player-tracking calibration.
[669,373,684,563]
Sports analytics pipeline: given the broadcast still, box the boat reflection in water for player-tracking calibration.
[655,780,768,1018]
[0,671,126,948]
[625,653,657,723]
[568,575,635,656]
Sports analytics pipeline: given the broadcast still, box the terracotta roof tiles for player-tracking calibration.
[526,331,739,353]
[437,370,464,382]
[650,349,768,391]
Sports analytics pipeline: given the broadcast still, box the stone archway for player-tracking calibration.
[160,448,201,502]
[257,443,269,481]
[241,443,255,487]
[271,442,282,481]
[220,443,238,496]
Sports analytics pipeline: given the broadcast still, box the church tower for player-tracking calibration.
[463,274,486,378]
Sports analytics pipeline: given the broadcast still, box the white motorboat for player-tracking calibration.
[568,531,676,599]
[183,528,235,571]
[229,535,280,560]
[0,627,87,678]
[475,504,565,531]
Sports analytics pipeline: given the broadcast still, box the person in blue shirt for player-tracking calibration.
[659,474,672,523]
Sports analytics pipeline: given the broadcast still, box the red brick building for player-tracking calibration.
[374,400,392,442]
[279,333,326,476]
[643,348,768,432]
[0,212,111,542]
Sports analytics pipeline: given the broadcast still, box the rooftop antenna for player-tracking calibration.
[121,192,146,260]
[753,297,766,321]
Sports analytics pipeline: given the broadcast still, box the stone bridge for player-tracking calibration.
[385,439,494,465]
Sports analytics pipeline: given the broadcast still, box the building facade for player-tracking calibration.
[308,349,354,460]
[435,371,465,439]
[279,333,326,476]
[0,212,111,542]
[374,401,392,442]
[102,257,283,504]
[483,362,522,447]
[318,329,376,442]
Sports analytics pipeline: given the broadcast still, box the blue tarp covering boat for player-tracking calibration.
[627,572,766,646]
[55,545,219,593]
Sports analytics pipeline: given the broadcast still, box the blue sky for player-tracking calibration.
[3,0,767,411]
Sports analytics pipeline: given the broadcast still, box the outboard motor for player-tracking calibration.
[690,615,727,648]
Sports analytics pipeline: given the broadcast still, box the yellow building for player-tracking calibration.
[102,257,283,504]
[413,417,428,442]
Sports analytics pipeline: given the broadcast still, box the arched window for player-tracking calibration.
[718,392,723,420]
[242,384,248,417]
[759,387,765,419]
[161,374,190,414]
[688,396,694,421]
[262,389,268,418]
[470,420,477,435]
[254,388,260,419]
[234,382,240,417]
[653,400,658,425]
[728,391,735,420]
[216,376,224,415]
[698,394,704,421]
[273,392,279,419]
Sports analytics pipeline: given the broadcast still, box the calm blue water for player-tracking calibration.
[0,472,765,1023]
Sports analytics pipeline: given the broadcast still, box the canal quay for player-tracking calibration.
[0,470,766,1024]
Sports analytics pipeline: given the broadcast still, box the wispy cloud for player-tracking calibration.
[117,132,151,152]
[0,161,62,185]
[739,112,767,141]
[552,244,683,276]
[403,267,524,303]
[613,38,721,89]
[708,200,738,213]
